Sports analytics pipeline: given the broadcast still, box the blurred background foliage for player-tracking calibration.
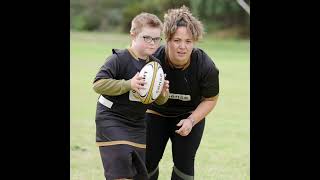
[70,0,250,38]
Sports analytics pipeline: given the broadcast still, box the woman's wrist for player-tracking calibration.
[187,117,195,127]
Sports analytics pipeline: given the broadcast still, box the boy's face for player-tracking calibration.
[133,26,162,56]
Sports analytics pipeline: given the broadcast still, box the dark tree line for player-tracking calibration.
[70,0,249,38]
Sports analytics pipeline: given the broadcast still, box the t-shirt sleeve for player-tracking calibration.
[198,50,219,98]
[93,54,120,83]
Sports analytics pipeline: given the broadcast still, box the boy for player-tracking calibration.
[93,12,169,180]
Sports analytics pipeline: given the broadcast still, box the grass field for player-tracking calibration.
[70,31,250,180]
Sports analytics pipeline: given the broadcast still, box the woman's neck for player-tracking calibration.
[170,59,189,68]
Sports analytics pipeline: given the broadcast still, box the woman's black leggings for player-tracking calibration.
[145,113,205,180]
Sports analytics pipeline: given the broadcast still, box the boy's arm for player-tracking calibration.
[93,78,131,96]
[154,79,170,105]
[154,91,169,105]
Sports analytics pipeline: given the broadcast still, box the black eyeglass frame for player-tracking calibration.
[142,35,162,44]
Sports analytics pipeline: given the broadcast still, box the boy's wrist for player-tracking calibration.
[124,79,132,91]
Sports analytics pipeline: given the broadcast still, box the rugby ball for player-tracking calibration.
[134,61,165,104]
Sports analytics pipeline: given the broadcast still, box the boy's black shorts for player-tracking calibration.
[96,126,148,180]
[99,145,147,180]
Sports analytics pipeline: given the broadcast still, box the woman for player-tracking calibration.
[146,6,219,180]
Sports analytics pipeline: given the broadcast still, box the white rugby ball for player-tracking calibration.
[134,61,165,104]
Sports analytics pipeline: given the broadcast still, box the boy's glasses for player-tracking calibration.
[142,35,162,44]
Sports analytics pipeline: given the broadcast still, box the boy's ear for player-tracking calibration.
[130,32,136,40]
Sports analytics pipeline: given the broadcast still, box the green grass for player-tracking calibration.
[70,31,250,180]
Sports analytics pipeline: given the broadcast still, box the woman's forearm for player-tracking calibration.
[188,95,219,126]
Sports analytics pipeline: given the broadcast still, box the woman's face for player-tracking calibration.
[167,26,194,66]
